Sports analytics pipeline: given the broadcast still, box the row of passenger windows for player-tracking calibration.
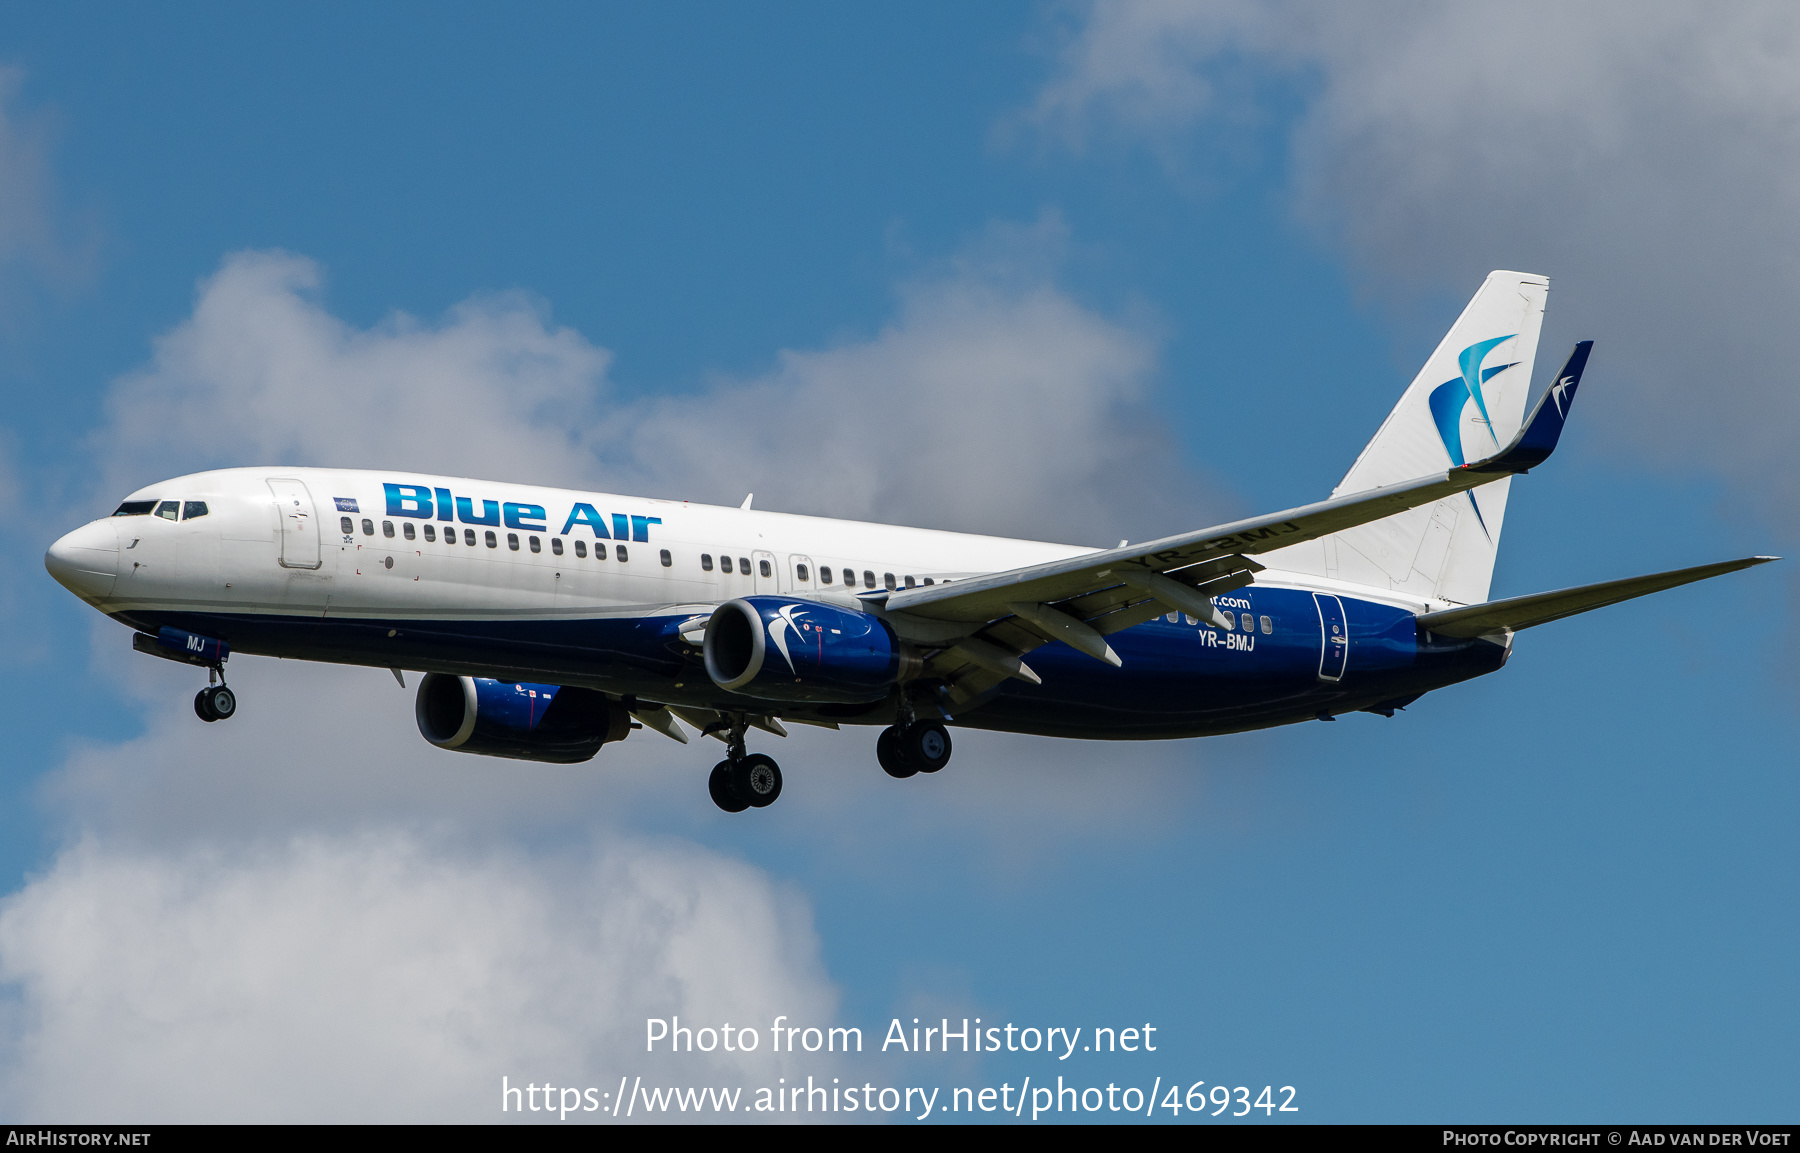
[345,517,957,590]
[697,555,939,590]
[344,517,672,565]
[113,499,208,521]
[1166,609,1272,634]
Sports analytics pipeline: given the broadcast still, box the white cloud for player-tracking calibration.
[90,218,1210,545]
[0,67,94,300]
[1027,1,1800,531]
[91,250,614,502]
[0,830,835,1122]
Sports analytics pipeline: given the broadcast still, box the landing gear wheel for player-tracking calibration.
[730,753,783,808]
[901,720,951,773]
[203,685,236,721]
[194,686,235,722]
[709,761,749,813]
[877,726,918,778]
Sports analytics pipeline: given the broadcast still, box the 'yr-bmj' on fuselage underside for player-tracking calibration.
[46,271,1778,812]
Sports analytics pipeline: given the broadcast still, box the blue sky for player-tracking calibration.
[0,3,1795,1123]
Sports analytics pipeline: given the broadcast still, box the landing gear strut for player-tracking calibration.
[192,667,236,723]
[878,719,952,778]
[707,715,783,812]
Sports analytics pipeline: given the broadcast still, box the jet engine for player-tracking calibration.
[415,674,631,763]
[702,596,918,704]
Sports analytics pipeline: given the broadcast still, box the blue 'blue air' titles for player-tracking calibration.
[384,482,659,540]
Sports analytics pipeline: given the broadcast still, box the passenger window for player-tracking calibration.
[738,557,750,574]
[551,538,563,555]
[883,573,896,590]
[112,501,157,517]
[529,536,541,553]
[660,549,672,567]
[424,525,436,542]
[156,501,180,521]
[863,570,875,588]
[719,555,731,573]
[759,559,771,578]
[923,578,934,585]
[1224,612,1237,630]
[340,516,354,535]
[796,564,809,582]
[1184,614,1196,625]
[464,529,476,545]
[904,576,916,588]
[617,544,628,562]
[701,553,713,571]
[382,521,395,538]
[1260,615,1272,634]
[485,531,497,548]
[182,501,209,520]
[819,566,833,584]
[403,522,416,540]
[575,540,587,558]
[507,533,520,551]
[1167,611,1178,623]
[362,519,375,536]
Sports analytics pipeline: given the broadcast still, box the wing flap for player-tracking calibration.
[1416,556,1777,638]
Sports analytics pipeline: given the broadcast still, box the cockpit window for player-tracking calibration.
[182,501,209,520]
[112,501,157,517]
[155,501,180,521]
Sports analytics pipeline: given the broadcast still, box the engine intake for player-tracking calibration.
[415,674,630,763]
[703,596,916,704]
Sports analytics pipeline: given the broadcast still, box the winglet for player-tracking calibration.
[1467,341,1592,475]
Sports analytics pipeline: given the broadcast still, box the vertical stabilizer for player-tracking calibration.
[1265,271,1548,604]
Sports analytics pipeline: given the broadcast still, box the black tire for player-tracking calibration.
[194,689,218,723]
[204,685,237,720]
[902,720,951,773]
[876,726,917,778]
[709,761,749,813]
[731,753,782,808]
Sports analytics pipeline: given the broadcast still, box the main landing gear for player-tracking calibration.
[193,668,236,723]
[707,717,783,812]
[877,719,952,779]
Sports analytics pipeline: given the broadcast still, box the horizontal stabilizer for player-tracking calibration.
[1416,556,1778,638]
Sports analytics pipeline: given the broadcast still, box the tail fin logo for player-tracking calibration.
[1427,334,1518,540]
[1428,335,1518,467]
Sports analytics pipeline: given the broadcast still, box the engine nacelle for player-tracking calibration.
[702,596,915,704]
[415,674,630,763]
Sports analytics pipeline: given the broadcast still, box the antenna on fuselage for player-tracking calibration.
[741,493,754,511]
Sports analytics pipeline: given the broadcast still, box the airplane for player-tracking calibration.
[44,271,1776,812]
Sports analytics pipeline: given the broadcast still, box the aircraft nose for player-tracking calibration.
[45,520,120,602]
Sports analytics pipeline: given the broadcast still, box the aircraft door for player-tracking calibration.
[1313,593,1348,681]
[267,478,322,570]
[787,555,815,596]
[752,549,778,595]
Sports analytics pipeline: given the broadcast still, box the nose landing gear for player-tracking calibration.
[193,665,236,723]
[194,684,236,722]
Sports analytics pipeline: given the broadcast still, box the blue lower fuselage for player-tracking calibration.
[109,585,1506,740]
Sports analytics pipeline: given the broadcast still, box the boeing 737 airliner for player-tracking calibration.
[45,272,1775,811]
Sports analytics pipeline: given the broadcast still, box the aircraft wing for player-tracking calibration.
[887,343,1591,626]
[1415,556,1777,638]
[880,343,1594,709]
